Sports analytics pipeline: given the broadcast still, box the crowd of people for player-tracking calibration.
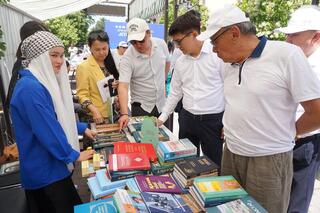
[5,3,320,213]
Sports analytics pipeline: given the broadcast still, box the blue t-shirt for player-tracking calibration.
[10,69,87,189]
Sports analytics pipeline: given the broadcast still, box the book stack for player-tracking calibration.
[81,152,106,177]
[87,169,127,199]
[140,191,193,213]
[189,176,248,208]
[107,153,151,181]
[206,195,268,213]
[172,156,219,188]
[157,138,197,162]
[113,189,148,213]
[135,174,182,194]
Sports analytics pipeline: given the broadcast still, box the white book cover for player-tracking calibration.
[96,75,114,103]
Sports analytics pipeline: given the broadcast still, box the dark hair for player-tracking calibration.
[234,22,257,35]
[5,21,50,139]
[88,30,110,47]
[66,60,70,68]
[185,9,201,21]
[87,30,119,79]
[167,41,175,53]
[169,12,201,36]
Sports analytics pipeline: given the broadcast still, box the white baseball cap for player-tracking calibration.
[126,18,150,42]
[275,5,320,34]
[197,4,250,41]
[118,41,128,48]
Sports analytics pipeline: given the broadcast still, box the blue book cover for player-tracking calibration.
[206,196,268,213]
[141,192,193,213]
[126,178,141,193]
[74,197,117,213]
[87,176,125,199]
[96,169,127,191]
[158,139,197,160]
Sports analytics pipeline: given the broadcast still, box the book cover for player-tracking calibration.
[107,167,149,182]
[135,174,182,194]
[206,196,268,213]
[175,156,219,179]
[158,139,197,160]
[108,153,151,172]
[141,192,193,213]
[151,162,174,176]
[126,178,141,193]
[74,197,117,213]
[193,176,248,202]
[113,189,148,213]
[87,176,125,199]
[95,169,127,191]
[113,142,157,162]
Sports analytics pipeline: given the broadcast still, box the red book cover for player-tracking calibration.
[113,142,158,162]
[108,153,151,172]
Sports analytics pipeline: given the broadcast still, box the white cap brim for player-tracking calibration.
[197,28,221,41]
[127,32,145,42]
[275,25,320,34]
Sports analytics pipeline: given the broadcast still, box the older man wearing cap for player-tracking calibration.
[197,4,320,213]
[275,5,320,213]
[112,41,128,70]
[118,18,170,129]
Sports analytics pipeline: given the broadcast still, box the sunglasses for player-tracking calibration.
[172,32,192,46]
[130,38,146,45]
[210,27,231,48]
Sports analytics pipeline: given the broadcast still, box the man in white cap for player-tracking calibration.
[118,18,170,129]
[275,5,320,213]
[197,4,320,213]
[112,41,128,70]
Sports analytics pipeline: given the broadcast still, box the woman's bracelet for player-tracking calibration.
[120,113,129,117]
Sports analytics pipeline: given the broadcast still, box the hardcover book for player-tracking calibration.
[193,176,248,202]
[113,142,157,162]
[74,197,117,213]
[108,153,151,172]
[135,174,182,194]
[206,196,268,213]
[174,156,219,179]
[95,169,128,191]
[141,192,193,213]
[158,139,197,160]
[87,176,125,199]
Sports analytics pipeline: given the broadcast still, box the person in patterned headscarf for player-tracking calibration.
[10,31,96,213]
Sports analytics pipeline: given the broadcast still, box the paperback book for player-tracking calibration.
[108,153,151,172]
[135,174,182,194]
[74,197,117,213]
[113,142,157,162]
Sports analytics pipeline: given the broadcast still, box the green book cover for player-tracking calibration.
[193,175,248,202]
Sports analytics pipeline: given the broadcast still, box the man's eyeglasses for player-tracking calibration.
[130,38,146,45]
[172,32,192,46]
[210,27,231,48]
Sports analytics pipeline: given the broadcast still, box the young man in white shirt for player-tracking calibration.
[157,12,225,166]
[197,4,320,213]
[275,5,320,213]
[118,18,170,129]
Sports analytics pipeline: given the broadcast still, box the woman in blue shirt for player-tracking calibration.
[10,31,95,213]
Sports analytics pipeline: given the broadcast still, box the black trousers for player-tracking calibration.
[178,108,224,167]
[25,175,82,213]
[131,102,160,117]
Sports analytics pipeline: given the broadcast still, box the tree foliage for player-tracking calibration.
[46,10,93,51]
[160,0,209,39]
[238,0,312,40]
[91,17,106,31]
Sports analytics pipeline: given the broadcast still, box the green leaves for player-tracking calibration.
[45,10,93,53]
[0,25,6,60]
[238,0,312,40]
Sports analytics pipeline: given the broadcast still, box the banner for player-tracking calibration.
[105,21,164,49]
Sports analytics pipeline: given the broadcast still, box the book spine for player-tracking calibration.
[152,167,174,175]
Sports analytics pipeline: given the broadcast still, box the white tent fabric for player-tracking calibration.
[9,0,104,21]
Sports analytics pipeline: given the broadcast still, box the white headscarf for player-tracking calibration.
[21,31,80,151]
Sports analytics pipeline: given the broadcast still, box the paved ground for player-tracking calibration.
[309,179,320,213]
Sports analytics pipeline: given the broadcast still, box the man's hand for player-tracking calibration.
[157,119,164,127]
[112,80,119,89]
[77,149,94,161]
[118,114,129,130]
[84,128,97,140]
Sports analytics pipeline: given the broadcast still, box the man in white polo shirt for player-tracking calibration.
[275,5,320,213]
[118,18,170,129]
[158,12,225,166]
[112,41,128,70]
[197,4,320,213]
